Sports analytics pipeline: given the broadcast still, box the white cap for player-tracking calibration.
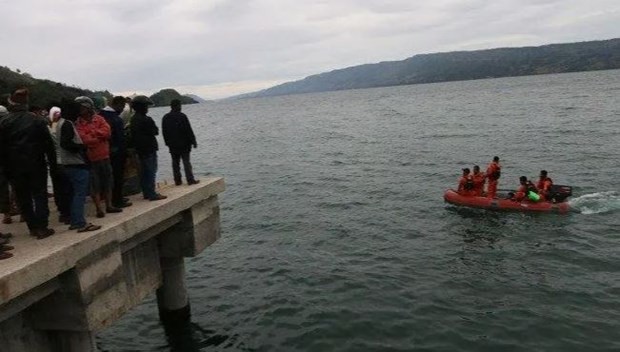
[49,106,61,121]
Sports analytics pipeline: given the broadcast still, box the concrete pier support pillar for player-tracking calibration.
[156,256,190,325]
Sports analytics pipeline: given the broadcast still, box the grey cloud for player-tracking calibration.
[0,0,618,98]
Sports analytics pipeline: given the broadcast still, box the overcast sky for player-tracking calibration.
[1,0,618,99]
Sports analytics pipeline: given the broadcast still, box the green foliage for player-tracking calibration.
[149,89,198,107]
[0,66,111,108]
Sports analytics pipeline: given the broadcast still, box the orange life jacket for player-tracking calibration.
[536,177,553,192]
[458,175,475,195]
[486,162,501,181]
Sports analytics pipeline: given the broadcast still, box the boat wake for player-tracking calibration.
[569,191,620,214]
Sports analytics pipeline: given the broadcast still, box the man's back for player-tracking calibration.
[0,105,54,175]
[162,111,196,152]
[100,107,126,153]
[130,113,159,156]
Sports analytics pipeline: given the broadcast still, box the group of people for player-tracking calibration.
[0,88,200,260]
[457,156,502,198]
[457,156,554,201]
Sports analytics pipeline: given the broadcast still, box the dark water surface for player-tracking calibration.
[100,70,620,351]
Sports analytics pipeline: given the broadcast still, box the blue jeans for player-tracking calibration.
[65,167,90,228]
[139,153,158,199]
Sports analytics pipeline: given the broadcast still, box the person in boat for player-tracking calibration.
[458,168,476,196]
[472,165,486,196]
[512,176,528,201]
[485,156,501,198]
[536,170,553,201]
[512,176,540,202]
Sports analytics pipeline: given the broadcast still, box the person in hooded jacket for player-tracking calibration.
[48,106,72,224]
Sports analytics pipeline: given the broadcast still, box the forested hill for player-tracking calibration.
[0,66,112,108]
[0,67,201,108]
[235,38,620,99]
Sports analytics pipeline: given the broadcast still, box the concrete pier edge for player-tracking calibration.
[0,177,225,352]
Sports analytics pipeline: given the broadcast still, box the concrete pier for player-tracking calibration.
[0,177,225,352]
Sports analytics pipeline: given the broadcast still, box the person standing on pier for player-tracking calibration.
[57,100,101,232]
[130,95,167,201]
[48,106,73,224]
[0,104,15,259]
[75,96,122,217]
[0,104,11,225]
[100,96,132,208]
[0,88,56,239]
[162,99,199,186]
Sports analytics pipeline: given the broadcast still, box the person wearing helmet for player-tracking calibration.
[129,96,167,201]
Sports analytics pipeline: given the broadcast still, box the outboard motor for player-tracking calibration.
[548,185,572,203]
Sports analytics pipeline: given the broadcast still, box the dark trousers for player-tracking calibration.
[139,153,158,200]
[171,150,195,184]
[10,168,49,231]
[110,151,127,206]
[0,169,9,214]
[51,166,72,218]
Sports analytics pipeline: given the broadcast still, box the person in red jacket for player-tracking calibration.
[485,156,501,198]
[472,165,486,196]
[536,170,553,200]
[458,168,476,196]
[75,96,122,218]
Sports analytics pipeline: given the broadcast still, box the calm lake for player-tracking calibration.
[100,70,620,351]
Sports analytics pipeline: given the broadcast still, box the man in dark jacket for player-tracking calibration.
[0,89,56,239]
[162,99,199,186]
[129,96,166,201]
[100,96,132,208]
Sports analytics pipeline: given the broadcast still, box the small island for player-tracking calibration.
[149,88,199,107]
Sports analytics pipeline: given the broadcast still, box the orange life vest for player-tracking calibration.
[486,162,501,181]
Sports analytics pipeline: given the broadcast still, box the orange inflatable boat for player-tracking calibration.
[444,189,572,214]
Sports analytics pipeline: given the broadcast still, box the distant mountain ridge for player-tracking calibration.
[234,38,620,99]
[184,94,208,103]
